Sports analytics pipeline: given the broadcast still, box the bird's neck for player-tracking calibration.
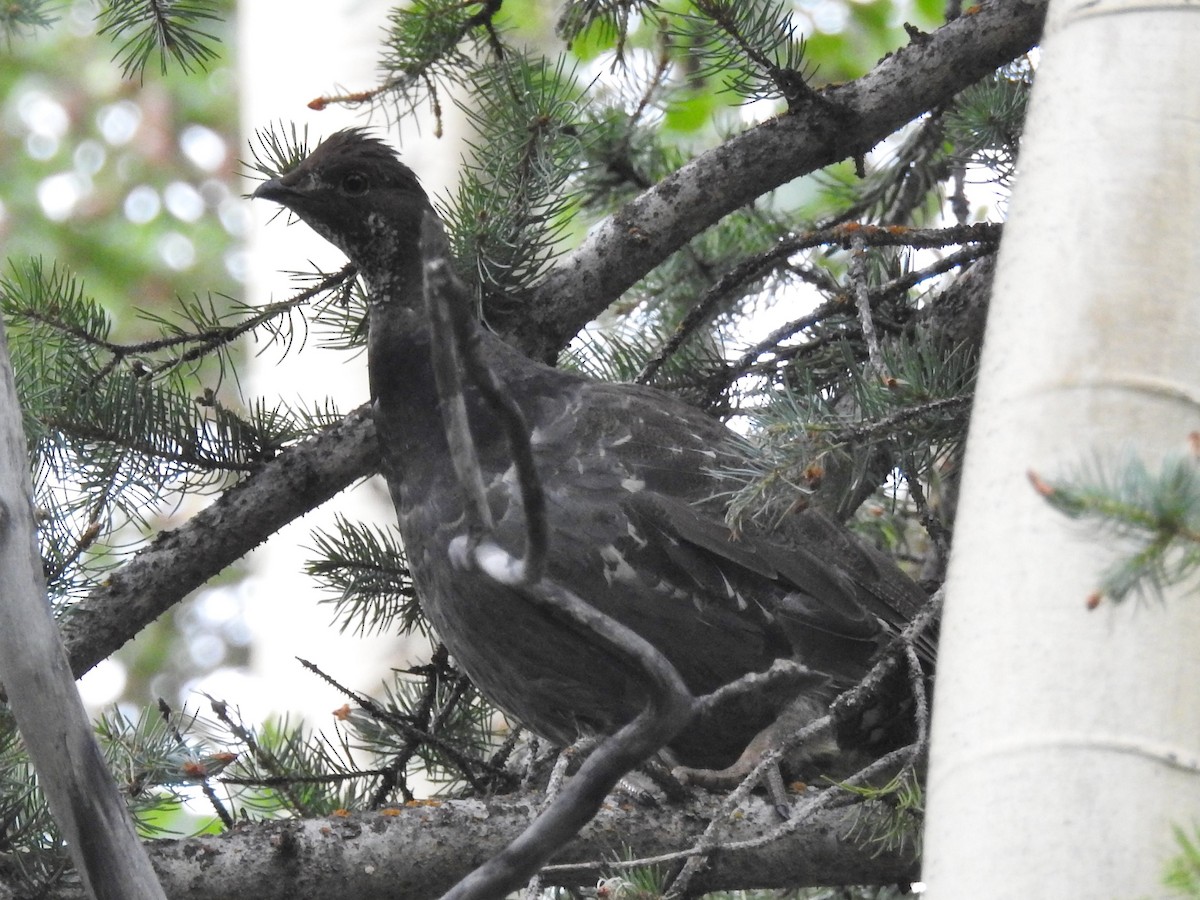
[358,227,426,314]
[361,234,563,491]
[364,252,443,454]
[363,237,499,486]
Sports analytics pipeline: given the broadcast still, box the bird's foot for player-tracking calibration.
[672,737,793,817]
[635,757,690,803]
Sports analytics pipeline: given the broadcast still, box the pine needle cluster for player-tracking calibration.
[6,0,226,77]
[1,258,345,605]
[96,0,223,79]
[1033,447,1200,605]
[445,55,587,322]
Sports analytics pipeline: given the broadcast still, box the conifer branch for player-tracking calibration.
[522,0,1045,361]
[97,0,223,80]
[0,0,57,39]
[57,404,380,679]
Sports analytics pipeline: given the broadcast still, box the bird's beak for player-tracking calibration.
[251,177,288,202]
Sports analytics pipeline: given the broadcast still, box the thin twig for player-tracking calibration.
[65,265,355,388]
[901,462,952,576]
[424,252,492,538]
[699,227,1000,404]
[297,658,495,793]
[423,216,548,578]
[662,711,838,897]
[523,742,580,899]
[637,251,780,385]
[823,393,973,448]
[903,642,930,751]
[445,548,696,900]
[650,224,1000,389]
[156,698,234,829]
[850,233,886,379]
[877,242,994,305]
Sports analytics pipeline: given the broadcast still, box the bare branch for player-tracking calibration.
[423,217,547,579]
[851,233,887,379]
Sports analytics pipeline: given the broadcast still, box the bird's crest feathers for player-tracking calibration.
[282,127,427,198]
[308,128,402,169]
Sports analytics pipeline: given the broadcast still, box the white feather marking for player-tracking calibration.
[653,579,690,601]
[447,535,472,571]
[719,570,746,608]
[599,544,638,586]
[626,522,648,548]
[473,541,527,586]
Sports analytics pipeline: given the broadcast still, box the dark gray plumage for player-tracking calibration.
[253,129,932,772]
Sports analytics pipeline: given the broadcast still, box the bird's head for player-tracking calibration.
[252,128,432,283]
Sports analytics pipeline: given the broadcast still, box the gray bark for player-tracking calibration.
[0,320,166,900]
[33,791,919,899]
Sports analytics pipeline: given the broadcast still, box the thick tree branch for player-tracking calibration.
[34,791,918,900]
[60,405,379,678]
[519,0,1046,360]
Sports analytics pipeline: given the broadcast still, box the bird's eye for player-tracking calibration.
[341,172,368,195]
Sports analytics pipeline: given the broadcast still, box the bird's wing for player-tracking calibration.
[567,377,934,666]
[480,339,932,680]
[772,507,937,665]
[620,490,882,643]
[470,375,892,685]
[578,380,932,625]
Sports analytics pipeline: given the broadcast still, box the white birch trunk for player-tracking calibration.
[922,0,1200,895]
